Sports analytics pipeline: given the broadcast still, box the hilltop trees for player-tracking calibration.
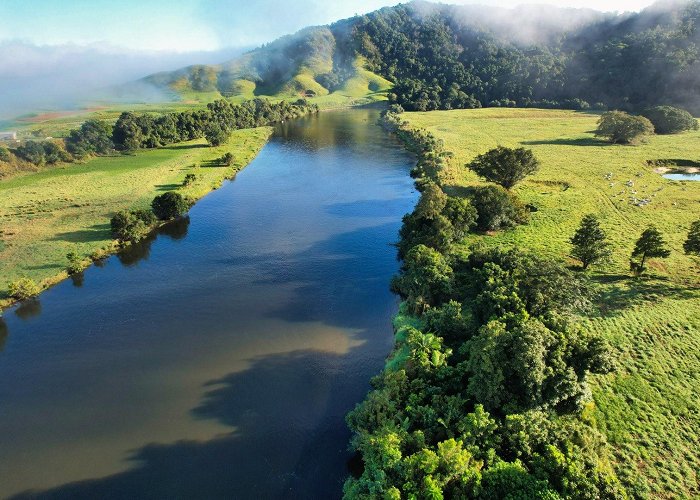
[684,220,700,255]
[570,214,612,270]
[630,226,671,275]
[641,106,699,134]
[595,111,654,144]
[467,146,540,189]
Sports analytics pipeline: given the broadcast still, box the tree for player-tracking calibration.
[467,146,540,189]
[468,185,529,231]
[630,226,671,275]
[220,152,234,166]
[66,251,86,275]
[8,278,41,300]
[204,123,229,147]
[684,220,700,255]
[110,209,156,242]
[641,106,698,134]
[594,111,654,144]
[151,192,190,220]
[570,214,612,269]
[391,244,453,314]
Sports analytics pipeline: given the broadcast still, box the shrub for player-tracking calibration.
[468,185,529,231]
[182,173,198,186]
[0,146,11,162]
[220,152,234,166]
[110,209,155,242]
[66,251,86,274]
[151,191,190,220]
[641,106,698,134]
[467,146,539,189]
[8,278,41,300]
[595,111,654,144]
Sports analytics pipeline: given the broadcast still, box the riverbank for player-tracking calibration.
[0,127,272,311]
[350,108,700,497]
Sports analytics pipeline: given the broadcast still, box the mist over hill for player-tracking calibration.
[143,0,700,113]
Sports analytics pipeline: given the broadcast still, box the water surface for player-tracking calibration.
[0,109,416,499]
[663,172,700,181]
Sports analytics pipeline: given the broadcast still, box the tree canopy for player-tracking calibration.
[467,146,539,189]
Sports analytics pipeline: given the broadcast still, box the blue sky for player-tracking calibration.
[0,0,658,52]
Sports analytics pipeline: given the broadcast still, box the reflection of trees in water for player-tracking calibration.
[15,299,41,320]
[117,217,190,267]
[159,216,190,241]
[70,272,85,288]
[0,318,7,351]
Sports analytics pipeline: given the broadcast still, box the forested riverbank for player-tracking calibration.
[344,107,700,498]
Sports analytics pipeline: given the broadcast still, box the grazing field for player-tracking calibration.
[0,127,272,307]
[404,108,700,496]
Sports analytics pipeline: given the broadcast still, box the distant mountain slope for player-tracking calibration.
[141,0,700,113]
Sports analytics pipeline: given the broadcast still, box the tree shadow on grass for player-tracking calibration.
[154,183,181,192]
[11,348,366,500]
[521,137,610,147]
[161,144,209,151]
[592,274,700,316]
[51,224,111,243]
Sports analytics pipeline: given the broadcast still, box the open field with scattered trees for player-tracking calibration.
[346,107,699,498]
[0,127,271,308]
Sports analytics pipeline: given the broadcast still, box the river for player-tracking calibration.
[0,109,417,499]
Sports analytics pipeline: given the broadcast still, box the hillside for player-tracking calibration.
[139,0,700,114]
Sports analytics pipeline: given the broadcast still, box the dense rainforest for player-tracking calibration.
[346,0,700,112]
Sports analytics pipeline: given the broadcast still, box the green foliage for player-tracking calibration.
[595,111,654,144]
[14,141,69,166]
[182,173,198,186]
[66,251,86,275]
[641,106,699,134]
[684,220,700,255]
[7,278,41,300]
[220,152,234,166]
[630,226,671,275]
[151,191,190,220]
[570,214,612,270]
[467,146,540,190]
[467,185,529,231]
[354,1,700,113]
[391,245,453,314]
[65,119,114,158]
[0,145,11,162]
[110,209,156,242]
[110,98,317,152]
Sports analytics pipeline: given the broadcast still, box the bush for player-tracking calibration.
[110,209,155,242]
[151,192,190,220]
[595,111,654,144]
[66,251,87,274]
[0,146,11,162]
[220,152,234,166]
[8,278,41,300]
[468,185,529,231]
[641,105,698,134]
[182,173,197,186]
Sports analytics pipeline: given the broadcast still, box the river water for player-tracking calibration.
[0,109,417,499]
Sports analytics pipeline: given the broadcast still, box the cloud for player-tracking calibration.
[0,42,244,119]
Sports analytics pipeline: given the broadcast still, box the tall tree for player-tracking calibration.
[467,146,540,189]
[630,226,671,275]
[684,220,700,255]
[570,214,612,270]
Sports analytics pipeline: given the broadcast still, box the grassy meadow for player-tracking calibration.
[405,108,700,497]
[0,127,272,307]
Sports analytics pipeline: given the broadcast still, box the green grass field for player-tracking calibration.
[404,108,700,497]
[0,127,272,307]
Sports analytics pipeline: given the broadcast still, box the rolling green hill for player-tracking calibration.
[141,25,391,106]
